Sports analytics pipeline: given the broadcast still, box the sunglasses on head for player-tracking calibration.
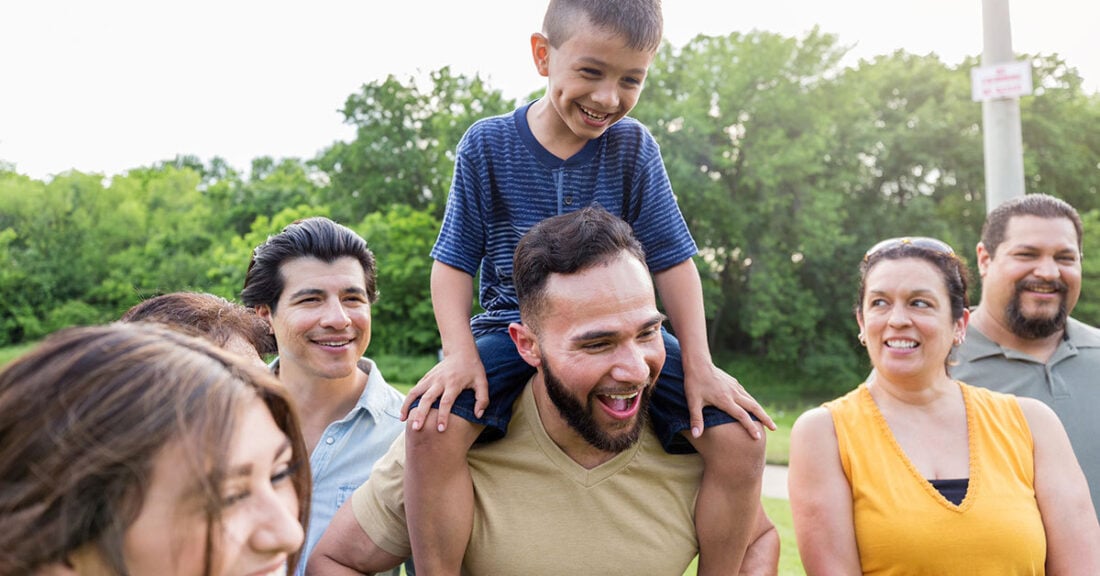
[863,237,955,261]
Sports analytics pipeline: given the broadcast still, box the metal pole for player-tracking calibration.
[981,0,1026,212]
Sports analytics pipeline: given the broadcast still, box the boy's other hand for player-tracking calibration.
[401,352,490,433]
[685,363,776,439]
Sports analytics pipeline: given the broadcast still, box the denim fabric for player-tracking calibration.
[420,329,738,452]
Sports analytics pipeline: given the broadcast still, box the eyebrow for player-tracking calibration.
[577,56,647,78]
[287,286,368,300]
[570,314,665,342]
[868,288,938,298]
[1009,241,1077,252]
[225,438,293,479]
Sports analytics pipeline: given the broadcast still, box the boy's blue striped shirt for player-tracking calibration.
[431,100,697,336]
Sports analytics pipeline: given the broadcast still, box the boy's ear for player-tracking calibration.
[530,33,551,77]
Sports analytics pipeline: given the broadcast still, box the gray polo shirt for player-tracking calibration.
[953,316,1100,522]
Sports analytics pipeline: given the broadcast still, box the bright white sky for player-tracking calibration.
[1,0,1096,180]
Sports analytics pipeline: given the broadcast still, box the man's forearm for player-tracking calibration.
[305,502,405,576]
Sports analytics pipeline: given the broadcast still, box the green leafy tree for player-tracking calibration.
[0,226,32,345]
[0,169,152,337]
[195,156,323,236]
[1073,209,1100,326]
[204,205,332,301]
[1021,55,1100,214]
[314,67,515,222]
[827,52,988,311]
[356,205,441,355]
[636,29,863,389]
[94,167,226,312]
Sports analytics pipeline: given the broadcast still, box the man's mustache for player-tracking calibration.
[1016,278,1068,295]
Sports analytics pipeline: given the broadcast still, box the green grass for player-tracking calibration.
[763,496,805,575]
[764,405,802,466]
[681,497,804,575]
[0,342,35,368]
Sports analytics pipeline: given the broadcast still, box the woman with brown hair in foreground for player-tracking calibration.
[0,323,311,575]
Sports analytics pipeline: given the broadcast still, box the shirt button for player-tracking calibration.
[325,437,335,445]
[564,196,573,205]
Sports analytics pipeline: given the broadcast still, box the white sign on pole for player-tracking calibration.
[971,61,1033,102]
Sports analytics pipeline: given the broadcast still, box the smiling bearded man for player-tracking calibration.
[308,206,779,576]
[954,193,1100,526]
[1005,274,1071,339]
[542,353,655,454]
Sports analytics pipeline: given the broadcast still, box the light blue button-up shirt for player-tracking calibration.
[278,357,406,576]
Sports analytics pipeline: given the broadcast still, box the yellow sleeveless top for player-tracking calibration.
[825,382,1046,575]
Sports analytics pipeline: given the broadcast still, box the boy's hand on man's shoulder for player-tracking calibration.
[401,352,490,432]
[684,363,776,439]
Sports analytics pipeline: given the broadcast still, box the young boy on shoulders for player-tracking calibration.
[402,1,775,574]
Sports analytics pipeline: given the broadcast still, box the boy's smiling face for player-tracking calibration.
[530,16,656,149]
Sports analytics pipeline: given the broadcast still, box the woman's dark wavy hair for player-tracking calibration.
[856,240,971,374]
[857,241,971,322]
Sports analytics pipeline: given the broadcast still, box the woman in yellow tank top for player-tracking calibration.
[788,237,1099,575]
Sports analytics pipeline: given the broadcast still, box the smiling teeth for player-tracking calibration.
[319,340,351,347]
[606,391,639,400]
[886,339,917,349]
[580,106,608,120]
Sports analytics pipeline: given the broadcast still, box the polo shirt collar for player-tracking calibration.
[961,315,1100,364]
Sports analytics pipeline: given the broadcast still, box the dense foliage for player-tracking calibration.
[3,31,1098,397]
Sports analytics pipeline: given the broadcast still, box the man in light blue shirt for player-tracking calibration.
[242,217,407,576]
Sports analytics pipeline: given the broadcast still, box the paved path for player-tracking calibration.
[762,464,788,500]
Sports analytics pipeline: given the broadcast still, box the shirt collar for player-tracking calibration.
[960,315,1100,363]
[268,356,397,420]
[958,323,1005,362]
[355,357,398,418]
[1065,317,1100,348]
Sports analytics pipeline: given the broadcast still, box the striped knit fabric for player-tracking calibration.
[431,100,697,336]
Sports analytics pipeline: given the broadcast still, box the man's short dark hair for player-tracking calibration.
[241,217,378,312]
[543,0,663,52]
[513,205,646,327]
[981,193,1083,257]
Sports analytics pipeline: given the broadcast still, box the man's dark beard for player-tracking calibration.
[1007,279,1069,339]
[542,357,652,454]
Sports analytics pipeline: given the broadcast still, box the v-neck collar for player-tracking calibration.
[859,383,980,512]
[520,384,643,488]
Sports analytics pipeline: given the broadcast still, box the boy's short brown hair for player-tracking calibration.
[542,0,663,52]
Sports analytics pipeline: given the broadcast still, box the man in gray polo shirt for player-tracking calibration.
[954,193,1100,522]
